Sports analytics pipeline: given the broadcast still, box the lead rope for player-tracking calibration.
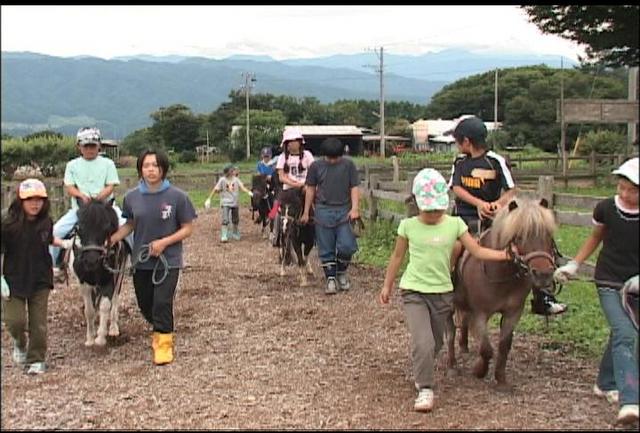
[131,244,169,285]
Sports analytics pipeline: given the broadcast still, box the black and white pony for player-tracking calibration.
[277,188,315,286]
[250,174,275,239]
[71,199,130,347]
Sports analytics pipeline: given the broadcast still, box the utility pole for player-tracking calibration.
[365,47,386,158]
[241,72,256,159]
[628,66,638,156]
[494,68,499,128]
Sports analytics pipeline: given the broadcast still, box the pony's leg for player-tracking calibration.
[304,244,314,275]
[445,311,458,376]
[459,312,470,353]
[470,313,493,379]
[108,288,121,337]
[95,296,112,346]
[293,241,308,286]
[494,308,525,391]
[80,284,96,347]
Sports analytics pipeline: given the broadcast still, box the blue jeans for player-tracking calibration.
[49,205,129,266]
[596,287,639,406]
[314,204,358,279]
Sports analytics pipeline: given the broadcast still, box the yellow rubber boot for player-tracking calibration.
[153,332,174,365]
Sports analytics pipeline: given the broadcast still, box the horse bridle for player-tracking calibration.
[76,240,124,274]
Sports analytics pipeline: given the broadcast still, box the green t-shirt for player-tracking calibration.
[64,156,120,209]
[398,215,468,294]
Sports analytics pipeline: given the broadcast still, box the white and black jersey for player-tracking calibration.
[593,196,639,287]
[448,151,515,218]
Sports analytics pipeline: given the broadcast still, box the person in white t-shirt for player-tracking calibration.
[271,127,314,247]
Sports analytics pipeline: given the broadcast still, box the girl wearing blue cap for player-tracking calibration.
[379,168,514,413]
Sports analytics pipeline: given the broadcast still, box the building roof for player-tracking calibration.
[286,125,362,136]
[101,139,119,148]
[362,135,411,142]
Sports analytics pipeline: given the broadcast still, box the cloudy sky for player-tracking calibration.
[1,5,585,61]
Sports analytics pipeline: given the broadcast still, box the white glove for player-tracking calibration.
[1,276,9,300]
[204,198,211,210]
[248,191,254,197]
[553,260,579,283]
[60,239,74,249]
[622,275,639,295]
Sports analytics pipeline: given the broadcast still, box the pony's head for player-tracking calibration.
[490,197,557,288]
[251,174,269,210]
[76,199,119,274]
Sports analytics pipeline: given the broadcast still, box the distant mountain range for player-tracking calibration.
[1,50,576,137]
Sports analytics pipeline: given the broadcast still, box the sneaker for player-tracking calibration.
[414,388,434,412]
[593,384,619,404]
[546,300,567,315]
[26,362,46,375]
[12,342,27,365]
[53,267,65,283]
[325,277,338,295]
[617,404,639,425]
[336,273,350,291]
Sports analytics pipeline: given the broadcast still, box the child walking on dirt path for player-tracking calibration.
[301,137,360,295]
[378,168,516,413]
[2,178,72,375]
[554,157,639,426]
[110,150,197,366]
[204,163,253,243]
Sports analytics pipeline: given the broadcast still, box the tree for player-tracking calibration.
[150,104,202,152]
[522,5,639,67]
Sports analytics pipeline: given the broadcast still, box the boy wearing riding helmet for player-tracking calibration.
[301,138,360,294]
[49,127,128,279]
[446,115,567,317]
[272,127,315,247]
[554,157,639,426]
[379,168,515,412]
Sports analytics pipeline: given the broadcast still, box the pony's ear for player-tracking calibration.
[539,198,549,208]
[508,200,518,212]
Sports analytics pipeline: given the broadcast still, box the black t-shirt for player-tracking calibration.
[1,217,54,297]
[593,197,639,286]
[305,157,360,207]
[449,151,515,218]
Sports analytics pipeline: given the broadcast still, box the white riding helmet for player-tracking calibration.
[76,127,102,146]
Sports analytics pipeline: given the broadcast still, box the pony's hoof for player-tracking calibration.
[108,327,120,337]
[494,382,514,393]
[471,361,488,379]
[95,336,107,346]
[84,339,95,347]
[446,367,460,378]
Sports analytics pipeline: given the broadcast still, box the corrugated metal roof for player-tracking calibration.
[362,135,411,141]
[286,125,362,136]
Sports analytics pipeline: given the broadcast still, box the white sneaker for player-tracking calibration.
[593,384,619,404]
[325,277,338,295]
[337,273,350,291]
[12,342,27,365]
[414,388,434,412]
[27,362,46,375]
[617,404,639,425]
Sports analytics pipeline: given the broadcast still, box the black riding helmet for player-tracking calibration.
[322,137,344,157]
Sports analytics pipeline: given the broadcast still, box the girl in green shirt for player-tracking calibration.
[379,168,514,413]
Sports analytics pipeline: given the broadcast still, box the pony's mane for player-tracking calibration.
[490,198,556,248]
[77,200,118,241]
[251,174,268,191]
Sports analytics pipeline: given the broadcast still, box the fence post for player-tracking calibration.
[391,156,399,182]
[590,151,596,176]
[369,173,379,222]
[364,164,370,189]
[405,178,418,217]
[537,175,554,207]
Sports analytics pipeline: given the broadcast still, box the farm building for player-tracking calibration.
[283,125,363,156]
[411,118,501,153]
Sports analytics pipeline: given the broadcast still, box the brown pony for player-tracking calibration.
[447,197,557,391]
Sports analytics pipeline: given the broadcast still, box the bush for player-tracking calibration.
[1,135,76,179]
[579,130,626,155]
[179,149,197,163]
